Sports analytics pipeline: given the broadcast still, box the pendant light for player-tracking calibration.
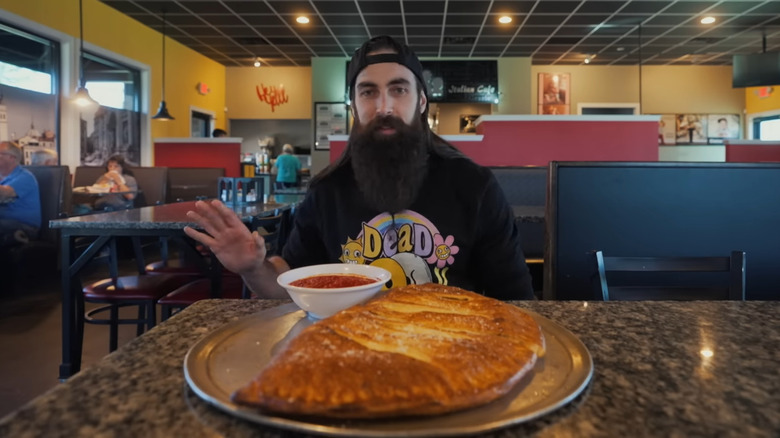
[74,0,97,107]
[152,10,174,120]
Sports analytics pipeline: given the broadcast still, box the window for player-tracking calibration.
[79,52,142,166]
[0,21,60,164]
[82,52,140,111]
[753,115,780,141]
[191,110,212,137]
[0,22,59,94]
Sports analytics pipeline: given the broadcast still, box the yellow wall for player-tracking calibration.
[0,0,226,141]
[745,86,780,114]
[531,65,744,115]
[225,67,312,119]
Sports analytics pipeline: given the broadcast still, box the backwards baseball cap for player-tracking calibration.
[347,35,428,99]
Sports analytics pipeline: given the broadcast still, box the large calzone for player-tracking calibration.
[232,283,546,418]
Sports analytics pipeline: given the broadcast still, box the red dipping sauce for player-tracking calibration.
[290,273,377,289]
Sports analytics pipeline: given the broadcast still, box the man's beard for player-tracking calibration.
[349,112,429,214]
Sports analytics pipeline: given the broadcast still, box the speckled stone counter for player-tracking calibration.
[1,300,778,437]
[50,199,298,230]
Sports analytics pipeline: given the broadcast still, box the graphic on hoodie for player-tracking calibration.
[339,210,459,288]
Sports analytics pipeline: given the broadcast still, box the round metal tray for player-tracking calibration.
[184,303,593,437]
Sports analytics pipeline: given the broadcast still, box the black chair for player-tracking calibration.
[81,236,196,352]
[158,275,249,321]
[251,211,288,256]
[131,166,169,207]
[594,250,746,301]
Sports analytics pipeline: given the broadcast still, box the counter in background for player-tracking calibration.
[155,138,242,177]
[329,115,660,167]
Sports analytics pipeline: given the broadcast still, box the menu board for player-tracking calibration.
[314,102,348,150]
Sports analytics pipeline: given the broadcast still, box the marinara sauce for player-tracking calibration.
[290,274,376,288]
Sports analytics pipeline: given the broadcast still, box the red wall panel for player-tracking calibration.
[329,116,659,165]
[154,140,241,177]
[725,141,780,162]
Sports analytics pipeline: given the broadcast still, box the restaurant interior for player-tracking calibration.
[1,0,779,436]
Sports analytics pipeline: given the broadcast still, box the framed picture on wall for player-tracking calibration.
[538,72,570,115]
[313,102,348,151]
[658,114,677,145]
[706,114,740,141]
[459,114,479,133]
[675,114,708,144]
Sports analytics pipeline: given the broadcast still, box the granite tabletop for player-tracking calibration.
[1,300,778,437]
[49,199,296,230]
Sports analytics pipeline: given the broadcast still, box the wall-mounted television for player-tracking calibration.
[732,52,780,88]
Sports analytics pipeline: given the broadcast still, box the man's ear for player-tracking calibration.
[419,92,427,114]
[350,104,356,120]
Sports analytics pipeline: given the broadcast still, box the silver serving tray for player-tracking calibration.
[184,303,593,437]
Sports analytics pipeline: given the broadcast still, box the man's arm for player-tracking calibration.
[472,176,535,300]
[0,184,17,199]
[184,200,290,298]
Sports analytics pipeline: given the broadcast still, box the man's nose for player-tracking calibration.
[376,94,393,115]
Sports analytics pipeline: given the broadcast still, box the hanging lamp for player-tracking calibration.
[74,0,97,107]
[152,10,174,120]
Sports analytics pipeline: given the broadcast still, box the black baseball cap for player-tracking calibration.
[347,36,428,98]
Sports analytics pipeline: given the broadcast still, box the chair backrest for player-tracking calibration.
[488,166,547,206]
[23,165,70,244]
[251,213,286,256]
[131,167,169,207]
[166,167,225,202]
[72,166,106,188]
[595,250,746,301]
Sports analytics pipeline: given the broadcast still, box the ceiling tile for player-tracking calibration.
[97,0,777,66]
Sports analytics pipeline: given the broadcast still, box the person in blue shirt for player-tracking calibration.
[272,144,301,190]
[0,142,41,246]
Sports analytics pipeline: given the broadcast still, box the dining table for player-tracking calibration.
[49,196,304,381]
[1,299,777,437]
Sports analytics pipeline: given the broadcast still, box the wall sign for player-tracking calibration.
[256,83,289,112]
[346,60,499,104]
[422,61,499,104]
[313,102,348,151]
[196,82,210,95]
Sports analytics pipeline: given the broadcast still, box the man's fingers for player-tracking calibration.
[183,226,216,248]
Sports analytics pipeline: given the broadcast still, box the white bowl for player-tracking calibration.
[277,264,391,319]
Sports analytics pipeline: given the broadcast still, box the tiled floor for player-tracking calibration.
[0,253,163,419]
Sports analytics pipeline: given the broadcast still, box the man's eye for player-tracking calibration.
[359,89,377,97]
[391,87,408,95]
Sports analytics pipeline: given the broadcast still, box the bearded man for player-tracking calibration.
[186,36,534,300]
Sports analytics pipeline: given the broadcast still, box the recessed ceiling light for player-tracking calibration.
[700,16,716,24]
[254,59,261,68]
[616,47,625,52]
[296,16,310,24]
[498,16,512,24]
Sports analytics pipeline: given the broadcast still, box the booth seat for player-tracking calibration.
[488,166,547,262]
[2,165,71,294]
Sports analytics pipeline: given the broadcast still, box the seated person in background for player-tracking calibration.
[0,142,41,246]
[272,144,301,190]
[29,148,58,166]
[74,155,138,214]
[184,35,534,301]
[212,128,228,138]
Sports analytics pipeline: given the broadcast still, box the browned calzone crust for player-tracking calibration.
[232,283,546,418]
